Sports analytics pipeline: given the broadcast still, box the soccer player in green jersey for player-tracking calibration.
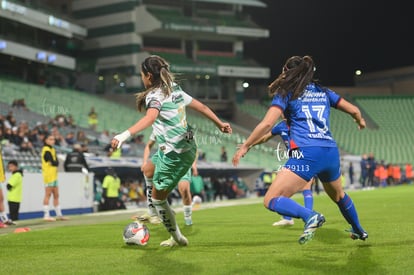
[112,55,232,246]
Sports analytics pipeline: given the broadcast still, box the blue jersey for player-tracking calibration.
[271,83,341,148]
[271,120,290,149]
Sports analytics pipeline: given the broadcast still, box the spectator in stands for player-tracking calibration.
[312,177,320,195]
[360,154,369,188]
[12,98,28,110]
[66,114,76,128]
[197,150,206,161]
[233,55,367,244]
[41,133,68,221]
[3,127,12,142]
[50,126,67,147]
[119,181,130,206]
[19,132,34,153]
[38,123,50,136]
[127,179,146,206]
[64,131,76,145]
[405,163,413,184]
[203,177,215,202]
[0,128,4,144]
[134,134,144,145]
[55,114,66,128]
[367,152,376,187]
[213,177,224,201]
[5,112,16,129]
[64,144,89,172]
[0,115,5,129]
[9,126,21,147]
[101,167,121,211]
[348,162,354,186]
[392,164,401,185]
[378,161,388,187]
[107,147,122,159]
[263,172,272,191]
[81,143,89,153]
[224,178,236,199]
[99,130,111,145]
[387,163,394,185]
[31,129,46,149]
[76,130,89,145]
[220,146,228,162]
[88,107,98,131]
[6,160,23,223]
[18,121,30,135]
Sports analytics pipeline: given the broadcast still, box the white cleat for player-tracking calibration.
[184,217,193,226]
[160,236,188,247]
[136,213,162,225]
[272,219,294,226]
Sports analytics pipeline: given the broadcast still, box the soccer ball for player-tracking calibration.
[192,195,202,205]
[123,221,150,246]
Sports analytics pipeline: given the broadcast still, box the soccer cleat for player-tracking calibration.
[5,220,17,226]
[136,213,162,225]
[298,213,325,245]
[56,216,69,221]
[272,219,294,226]
[0,222,8,228]
[43,217,56,222]
[346,228,368,241]
[160,236,188,247]
[184,217,193,226]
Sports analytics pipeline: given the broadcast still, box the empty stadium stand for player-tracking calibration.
[237,96,414,164]
[0,78,280,170]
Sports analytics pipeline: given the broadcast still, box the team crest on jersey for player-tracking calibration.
[171,93,184,103]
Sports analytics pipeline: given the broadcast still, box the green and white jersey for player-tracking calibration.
[146,84,194,154]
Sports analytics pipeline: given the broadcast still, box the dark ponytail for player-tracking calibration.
[268,55,316,99]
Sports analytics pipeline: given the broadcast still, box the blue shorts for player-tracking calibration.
[283,146,341,182]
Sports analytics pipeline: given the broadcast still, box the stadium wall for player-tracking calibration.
[1,172,94,220]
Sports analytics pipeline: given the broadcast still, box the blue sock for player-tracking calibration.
[337,193,364,232]
[282,215,292,220]
[302,189,313,210]
[268,197,313,222]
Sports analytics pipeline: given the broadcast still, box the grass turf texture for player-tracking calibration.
[1,185,414,275]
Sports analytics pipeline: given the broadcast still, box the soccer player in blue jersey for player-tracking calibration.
[233,55,368,244]
[248,119,314,226]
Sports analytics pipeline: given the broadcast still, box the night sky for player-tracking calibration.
[244,0,414,86]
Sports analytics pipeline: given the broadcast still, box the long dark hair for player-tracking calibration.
[136,55,175,112]
[268,55,317,99]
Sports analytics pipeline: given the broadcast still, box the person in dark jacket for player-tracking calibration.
[64,144,89,172]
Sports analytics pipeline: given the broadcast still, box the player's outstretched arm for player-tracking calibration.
[336,98,366,130]
[236,131,273,157]
[188,99,232,134]
[250,132,274,148]
[233,107,281,166]
[111,108,159,149]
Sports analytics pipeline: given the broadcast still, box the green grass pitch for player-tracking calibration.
[1,185,414,274]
